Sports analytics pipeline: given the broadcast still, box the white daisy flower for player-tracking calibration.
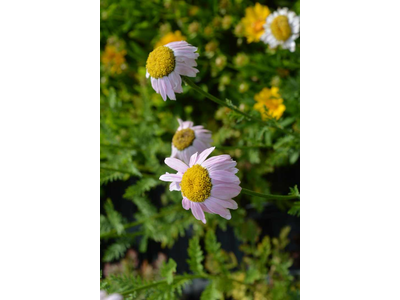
[146,41,199,101]
[260,8,300,52]
[171,118,213,165]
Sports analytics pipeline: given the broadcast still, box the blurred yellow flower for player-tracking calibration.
[254,87,286,120]
[155,31,186,48]
[241,3,271,43]
[101,45,127,75]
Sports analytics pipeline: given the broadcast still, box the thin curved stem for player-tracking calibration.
[241,188,299,201]
[183,77,295,137]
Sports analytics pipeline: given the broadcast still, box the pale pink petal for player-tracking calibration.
[175,63,198,77]
[159,173,182,182]
[107,294,123,300]
[170,181,181,191]
[207,196,238,210]
[159,78,167,101]
[151,77,159,93]
[209,170,240,184]
[164,76,176,100]
[189,152,198,166]
[196,147,215,165]
[202,155,231,168]
[199,203,214,214]
[204,199,231,220]
[191,202,206,224]
[182,121,194,128]
[146,70,150,78]
[177,118,183,127]
[165,157,189,173]
[170,72,183,93]
[211,184,241,199]
[207,161,237,172]
[171,145,178,158]
[191,125,204,130]
[182,198,190,210]
[193,139,207,153]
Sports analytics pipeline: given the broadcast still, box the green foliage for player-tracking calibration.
[200,281,222,300]
[187,236,204,275]
[160,258,177,284]
[103,240,130,262]
[103,198,124,235]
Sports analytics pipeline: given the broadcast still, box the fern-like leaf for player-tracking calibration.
[187,236,204,274]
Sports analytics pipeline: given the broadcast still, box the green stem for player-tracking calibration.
[183,77,294,136]
[241,188,299,201]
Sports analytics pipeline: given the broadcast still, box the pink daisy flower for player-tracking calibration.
[146,41,199,101]
[159,147,241,224]
[171,118,213,164]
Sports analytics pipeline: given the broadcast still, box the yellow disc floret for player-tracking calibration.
[172,128,195,150]
[181,165,212,203]
[270,15,292,41]
[146,46,175,78]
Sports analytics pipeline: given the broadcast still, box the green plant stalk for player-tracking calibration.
[183,77,294,136]
[241,188,299,201]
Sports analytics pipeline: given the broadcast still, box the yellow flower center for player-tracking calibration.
[270,15,292,41]
[146,46,175,78]
[181,165,212,203]
[172,128,195,150]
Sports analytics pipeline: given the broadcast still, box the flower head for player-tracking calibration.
[260,8,300,52]
[155,31,186,48]
[146,41,199,101]
[100,290,122,300]
[160,147,241,224]
[241,3,271,43]
[254,87,286,120]
[171,119,213,164]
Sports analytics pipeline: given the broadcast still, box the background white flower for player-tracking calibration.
[260,8,299,52]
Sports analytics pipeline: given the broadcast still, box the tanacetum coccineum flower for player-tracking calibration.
[155,30,186,48]
[100,290,122,300]
[260,8,300,52]
[160,147,240,224]
[241,3,271,43]
[171,119,213,164]
[146,41,199,101]
[254,87,286,120]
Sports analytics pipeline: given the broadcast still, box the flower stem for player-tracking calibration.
[241,188,299,201]
[183,77,295,136]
